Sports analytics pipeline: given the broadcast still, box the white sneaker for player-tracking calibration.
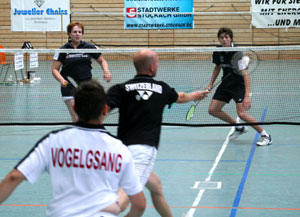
[256,135,272,146]
[229,126,248,139]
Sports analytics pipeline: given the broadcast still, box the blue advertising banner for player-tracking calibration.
[124,0,193,29]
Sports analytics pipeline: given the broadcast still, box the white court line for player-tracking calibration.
[191,181,222,189]
[183,126,236,217]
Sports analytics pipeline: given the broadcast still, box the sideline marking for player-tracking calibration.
[230,108,268,217]
[183,126,235,217]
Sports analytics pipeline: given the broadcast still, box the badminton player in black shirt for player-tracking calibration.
[206,27,272,146]
[52,22,111,122]
[107,49,209,217]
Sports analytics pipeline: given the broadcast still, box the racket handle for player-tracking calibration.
[207,83,218,91]
[62,81,68,87]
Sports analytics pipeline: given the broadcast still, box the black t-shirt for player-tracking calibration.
[212,45,244,87]
[107,75,178,149]
[53,41,101,80]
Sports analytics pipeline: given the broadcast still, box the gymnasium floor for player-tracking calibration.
[1,124,300,217]
[0,55,300,216]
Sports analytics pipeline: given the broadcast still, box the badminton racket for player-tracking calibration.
[66,76,78,88]
[230,50,260,77]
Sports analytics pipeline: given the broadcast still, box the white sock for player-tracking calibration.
[261,130,269,137]
[234,119,242,130]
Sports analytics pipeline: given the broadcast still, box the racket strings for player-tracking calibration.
[246,51,260,74]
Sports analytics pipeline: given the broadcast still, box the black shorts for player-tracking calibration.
[213,82,245,103]
[61,78,91,97]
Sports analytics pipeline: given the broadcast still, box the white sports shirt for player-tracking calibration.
[16,123,142,217]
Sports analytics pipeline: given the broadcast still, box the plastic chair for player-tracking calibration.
[0,45,24,82]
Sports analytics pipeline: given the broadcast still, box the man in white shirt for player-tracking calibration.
[0,80,145,217]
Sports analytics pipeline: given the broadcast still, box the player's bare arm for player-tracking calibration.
[97,55,111,82]
[0,169,25,204]
[176,90,210,103]
[52,60,68,86]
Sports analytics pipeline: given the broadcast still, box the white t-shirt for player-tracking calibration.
[16,123,142,217]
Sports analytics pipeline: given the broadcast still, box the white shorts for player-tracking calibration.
[98,212,117,217]
[128,145,157,187]
[62,96,74,101]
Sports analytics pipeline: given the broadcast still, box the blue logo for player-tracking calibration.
[13,8,68,15]
[34,0,45,8]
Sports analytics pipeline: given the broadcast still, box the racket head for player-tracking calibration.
[245,50,260,74]
[230,51,244,76]
[231,50,260,76]
[186,104,196,121]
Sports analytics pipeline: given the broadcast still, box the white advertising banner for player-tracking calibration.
[11,0,70,31]
[251,0,300,28]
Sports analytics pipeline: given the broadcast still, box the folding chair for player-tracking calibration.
[0,45,24,82]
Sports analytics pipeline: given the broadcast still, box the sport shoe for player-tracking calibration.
[256,135,272,146]
[229,126,248,139]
